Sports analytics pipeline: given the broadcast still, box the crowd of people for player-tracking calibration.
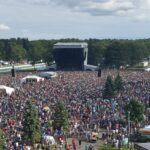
[0,69,149,149]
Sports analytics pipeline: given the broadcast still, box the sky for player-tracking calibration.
[0,0,150,40]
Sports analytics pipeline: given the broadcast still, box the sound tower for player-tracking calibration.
[11,68,15,77]
[98,68,101,77]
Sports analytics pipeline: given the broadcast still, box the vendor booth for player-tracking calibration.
[90,132,98,142]
[21,75,44,83]
[0,85,15,95]
[139,125,150,138]
[134,143,150,150]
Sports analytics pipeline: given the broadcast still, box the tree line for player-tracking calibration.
[0,38,150,67]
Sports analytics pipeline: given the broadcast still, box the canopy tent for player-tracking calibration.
[90,132,98,141]
[139,125,150,138]
[144,68,150,71]
[0,85,15,95]
[38,71,58,79]
[134,143,150,150]
[21,75,44,83]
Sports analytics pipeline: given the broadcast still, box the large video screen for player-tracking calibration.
[54,48,85,70]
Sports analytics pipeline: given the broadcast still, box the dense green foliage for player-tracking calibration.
[52,102,69,133]
[98,146,132,150]
[125,98,145,122]
[103,74,123,100]
[22,100,41,144]
[0,130,5,150]
[103,75,115,99]
[114,73,124,92]
[0,38,149,67]
[98,146,116,150]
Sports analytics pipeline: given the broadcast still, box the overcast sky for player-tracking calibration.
[0,0,150,40]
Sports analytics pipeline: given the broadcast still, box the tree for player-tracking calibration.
[98,146,117,150]
[104,41,129,68]
[10,42,26,62]
[0,130,5,150]
[114,73,124,92]
[129,41,147,66]
[103,75,115,99]
[22,100,41,144]
[42,41,54,65]
[28,41,47,62]
[52,102,69,133]
[125,98,145,123]
[0,38,149,67]
[0,41,5,60]
[4,40,12,61]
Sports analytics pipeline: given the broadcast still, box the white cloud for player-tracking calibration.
[134,14,150,21]
[0,0,51,5]
[21,0,51,5]
[0,24,10,31]
[1,0,150,19]
[50,0,150,20]
[0,0,150,39]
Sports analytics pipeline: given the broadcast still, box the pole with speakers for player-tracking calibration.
[97,64,101,78]
[11,65,17,89]
[97,64,102,88]
[11,65,15,77]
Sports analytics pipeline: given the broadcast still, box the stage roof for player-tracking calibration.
[53,42,88,49]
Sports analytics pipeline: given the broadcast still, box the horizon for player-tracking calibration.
[0,37,150,41]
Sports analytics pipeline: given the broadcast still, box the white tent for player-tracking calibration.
[21,75,44,83]
[38,71,58,79]
[144,68,150,71]
[0,85,15,95]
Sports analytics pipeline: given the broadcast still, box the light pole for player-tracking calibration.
[128,111,130,148]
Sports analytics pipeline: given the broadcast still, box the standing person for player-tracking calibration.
[72,137,77,150]
[78,136,82,148]
[69,144,72,150]
[85,143,88,150]
[89,144,94,150]
[65,141,69,150]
